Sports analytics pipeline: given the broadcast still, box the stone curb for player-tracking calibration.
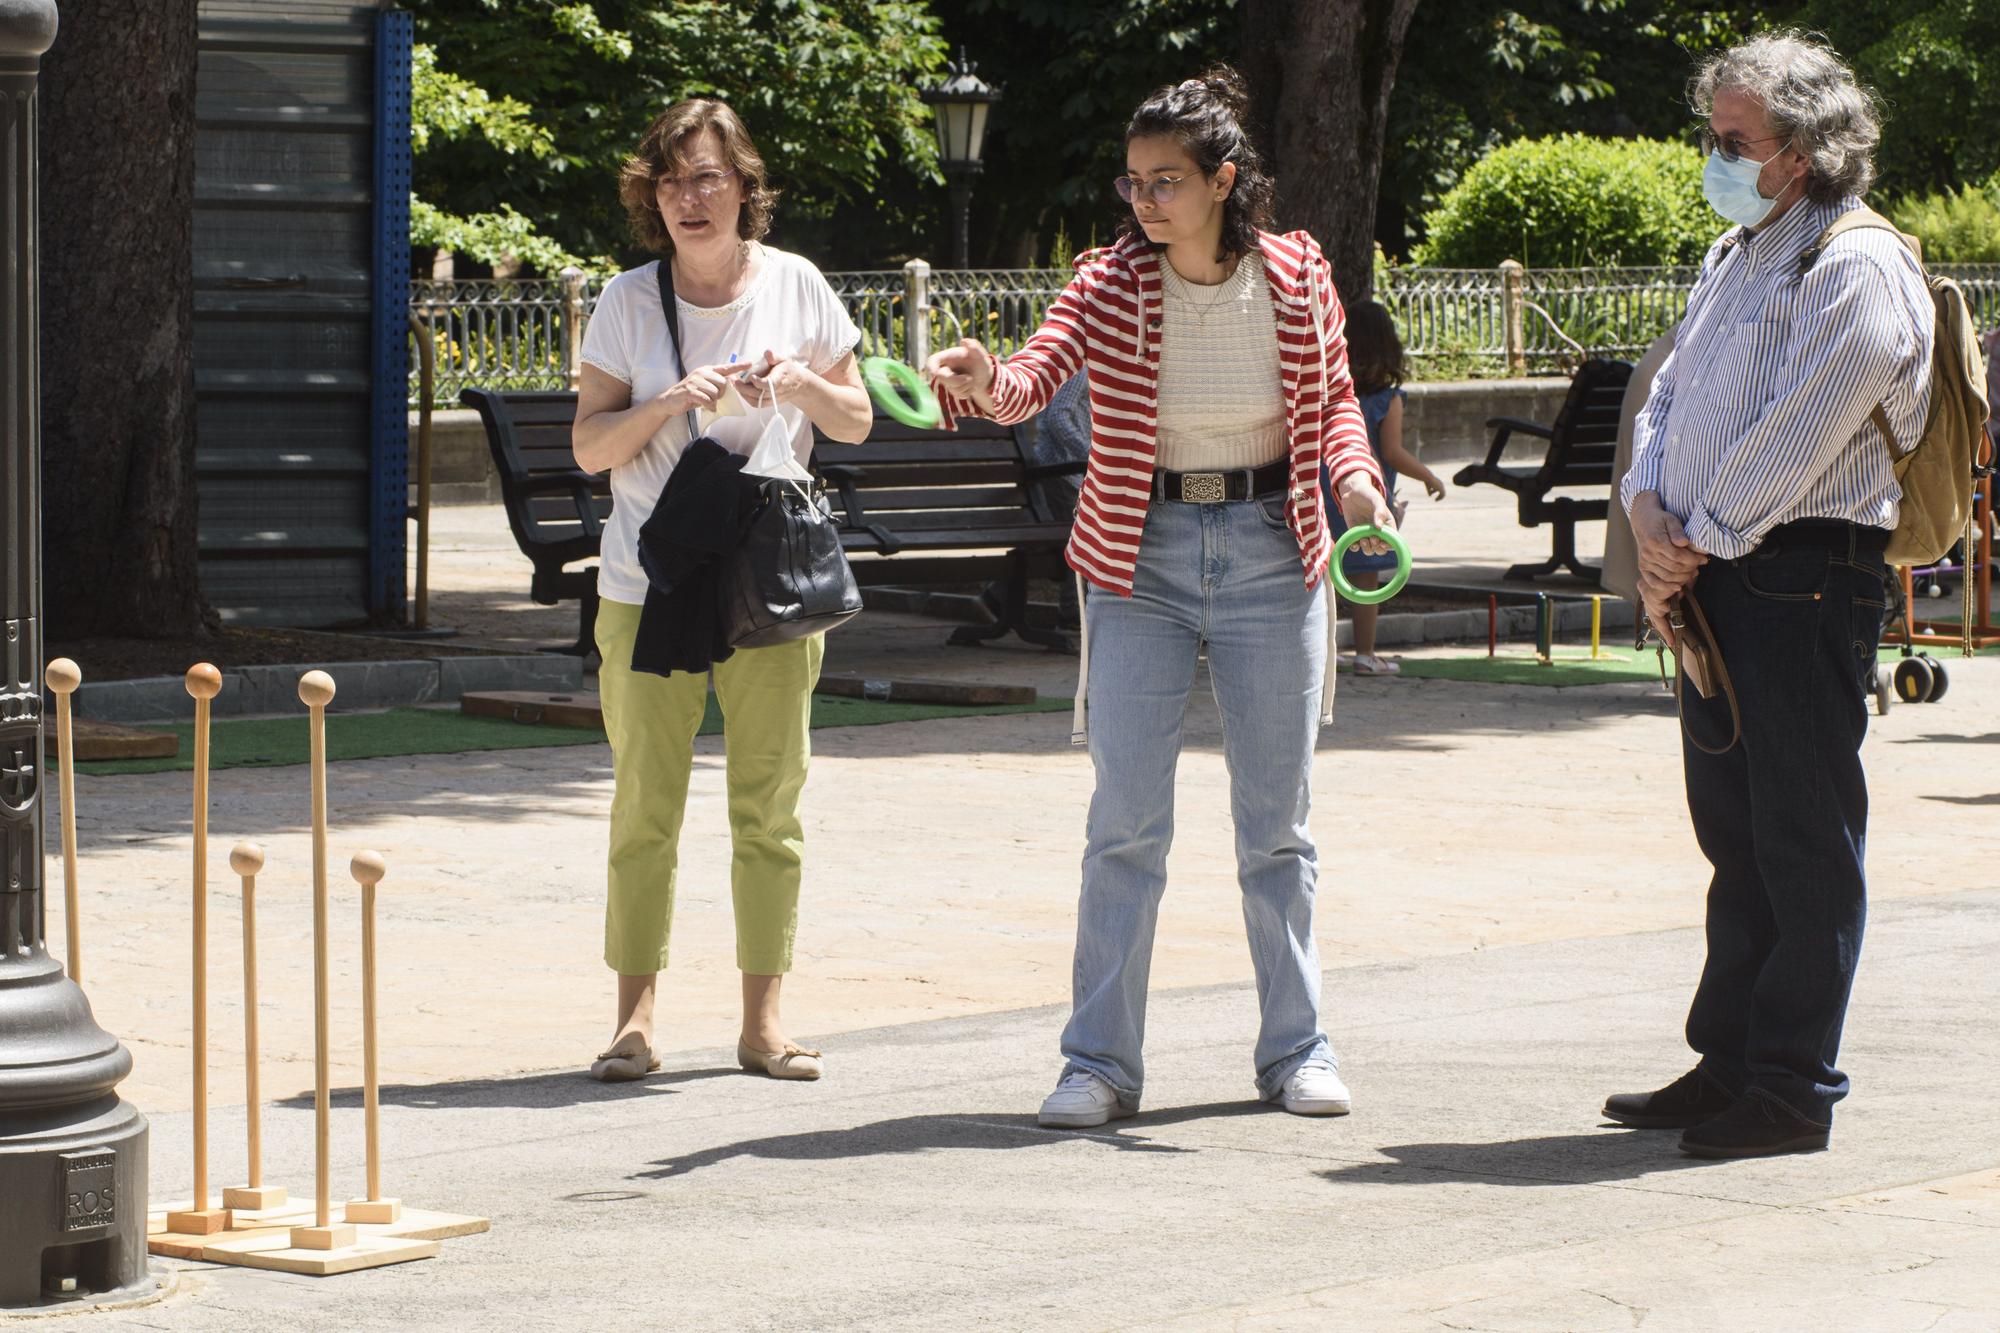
[69,655,584,725]
[1356,595,1636,650]
[866,585,1636,653]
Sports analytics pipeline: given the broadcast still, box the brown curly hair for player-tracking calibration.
[618,99,779,256]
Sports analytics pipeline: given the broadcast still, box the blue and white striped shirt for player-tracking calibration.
[1622,196,1933,559]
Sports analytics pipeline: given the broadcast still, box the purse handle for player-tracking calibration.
[1670,591,1742,755]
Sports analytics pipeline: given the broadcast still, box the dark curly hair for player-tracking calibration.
[1117,64,1275,263]
[618,99,779,256]
[1344,301,1406,395]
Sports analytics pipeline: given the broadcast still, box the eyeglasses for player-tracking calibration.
[658,168,736,199]
[1114,174,1190,206]
[1697,128,1789,164]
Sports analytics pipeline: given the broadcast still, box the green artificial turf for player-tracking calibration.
[77,695,1072,776]
[1394,646,1669,687]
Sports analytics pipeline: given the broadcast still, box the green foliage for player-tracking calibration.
[933,0,1239,267]
[411,44,552,157]
[1414,134,1713,268]
[1790,0,2000,199]
[1384,0,1753,257]
[412,41,585,271]
[1888,178,2000,264]
[407,0,947,270]
[1385,1,1999,257]
[409,197,603,273]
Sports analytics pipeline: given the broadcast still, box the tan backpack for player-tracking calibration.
[1797,208,1993,567]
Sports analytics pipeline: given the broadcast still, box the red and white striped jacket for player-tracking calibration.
[939,229,1384,596]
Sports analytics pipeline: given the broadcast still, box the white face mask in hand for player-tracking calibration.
[742,399,811,485]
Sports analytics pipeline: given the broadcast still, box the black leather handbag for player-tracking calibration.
[656,261,861,649]
[719,477,862,647]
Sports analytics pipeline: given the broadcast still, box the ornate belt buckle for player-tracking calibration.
[1179,472,1226,504]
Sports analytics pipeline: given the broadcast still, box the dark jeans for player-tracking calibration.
[1678,520,1888,1124]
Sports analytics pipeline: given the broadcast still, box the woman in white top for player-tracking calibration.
[572,98,870,1083]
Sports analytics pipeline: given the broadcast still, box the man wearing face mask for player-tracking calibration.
[1606,31,1933,1159]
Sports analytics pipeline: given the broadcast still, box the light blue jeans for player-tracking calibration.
[1061,495,1334,1106]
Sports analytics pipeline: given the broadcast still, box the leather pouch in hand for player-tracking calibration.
[1669,592,1741,754]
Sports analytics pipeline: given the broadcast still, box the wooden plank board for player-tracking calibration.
[199,1231,438,1275]
[148,1220,295,1259]
[150,1197,313,1234]
[815,675,1034,706]
[46,716,179,761]
[357,1207,491,1242]
[460,690,604,729]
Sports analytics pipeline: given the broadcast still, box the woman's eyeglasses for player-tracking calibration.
[1697,128,1788,163]
[658,168,736,199]
[1114,174,1189,206]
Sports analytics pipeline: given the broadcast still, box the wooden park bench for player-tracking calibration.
[813,408,1080,652]
[458,388,609,656]
[1451,357,1633,581]
[460,389,1079,655]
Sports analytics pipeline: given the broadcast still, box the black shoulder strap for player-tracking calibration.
[654,258,699,440]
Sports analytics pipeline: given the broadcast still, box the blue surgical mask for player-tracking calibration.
[1702,150,1783,229]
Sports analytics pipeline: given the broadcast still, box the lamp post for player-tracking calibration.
[921,49,1001,269]
[0,2,153,1310]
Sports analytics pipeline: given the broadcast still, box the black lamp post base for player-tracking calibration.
[0,1093,153,1310]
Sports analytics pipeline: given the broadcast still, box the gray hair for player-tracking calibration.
[1690,30,1883,204]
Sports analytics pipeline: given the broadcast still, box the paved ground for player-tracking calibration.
[18,492,2000,1328]
[78,892,2000,1330]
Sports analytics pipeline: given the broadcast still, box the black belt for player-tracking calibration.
[1151,460,1290,504]
[1748,519,1890,560]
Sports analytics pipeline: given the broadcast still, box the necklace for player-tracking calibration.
[1162,255,1245,322]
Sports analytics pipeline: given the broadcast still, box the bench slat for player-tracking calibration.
[840,525,1070,551]
[832,438,1023,465]
[819,461,1024,489]
[829,486,1028,512]
[850,509,1054,533]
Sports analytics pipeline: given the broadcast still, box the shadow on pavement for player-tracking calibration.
[631,1100,1271,1180]
[277,1064,738,1112]
[1317,1130,1716,1188]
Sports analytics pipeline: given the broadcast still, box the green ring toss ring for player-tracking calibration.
[1330,524,1412,604]
[860,355,942,429]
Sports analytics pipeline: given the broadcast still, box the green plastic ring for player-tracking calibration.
[860,356,942,429]
[1330,525,1412,604]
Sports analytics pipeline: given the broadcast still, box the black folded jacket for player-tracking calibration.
[632,437,763,677]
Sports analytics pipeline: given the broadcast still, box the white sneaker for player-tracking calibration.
[1037,1070,1133,1128]
[1278,1063,1352,1116]
[1353,654,1402,676]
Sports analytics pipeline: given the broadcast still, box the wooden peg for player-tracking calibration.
[43,658,81,983]
[292,669,339,1247]
[343,849,400,1225]
[223,841,287,1213]
[167,662,231,1237]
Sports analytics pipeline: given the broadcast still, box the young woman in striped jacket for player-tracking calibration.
[927,67,1397,1127]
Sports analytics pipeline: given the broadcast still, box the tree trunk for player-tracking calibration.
[1241,0,1420,304]
[38,0,207,638]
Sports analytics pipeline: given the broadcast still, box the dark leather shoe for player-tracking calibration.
[1602,1066,1734,1128]
[1680,1089,1830,1159]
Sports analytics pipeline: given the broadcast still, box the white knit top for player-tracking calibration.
[1153,253,1287,473]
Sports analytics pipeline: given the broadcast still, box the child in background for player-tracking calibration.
[1332,301,1445,675]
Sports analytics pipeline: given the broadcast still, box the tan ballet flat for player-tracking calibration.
[590,1039,660,1083]
[736,1039,823,1081]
